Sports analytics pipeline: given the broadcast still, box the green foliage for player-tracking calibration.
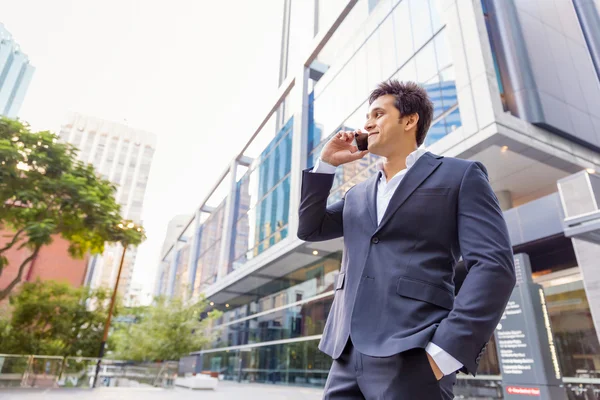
[0,280,118,357]
[0,117,146,300]
[111,296,221,362]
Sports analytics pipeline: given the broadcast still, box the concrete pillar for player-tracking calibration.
[496,190,513,211]
[572,239,600,346]
[287,66,310,239]
[186,211,201,300]
[558,171,600,346]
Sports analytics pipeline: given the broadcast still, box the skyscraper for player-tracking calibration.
[58,112,156,299]
[0,23,35,118]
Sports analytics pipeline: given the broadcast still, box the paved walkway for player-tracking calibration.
[0,381,324,400]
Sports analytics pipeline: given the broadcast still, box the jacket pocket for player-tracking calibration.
[412,187,450,196]
[335,272,345,290]
[396,276,453,310]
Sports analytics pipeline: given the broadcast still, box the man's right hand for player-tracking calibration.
[320,131,369,167]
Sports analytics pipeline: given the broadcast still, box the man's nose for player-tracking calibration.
[364,121,374,132]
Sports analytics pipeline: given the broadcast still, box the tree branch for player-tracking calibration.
[0,228,27,254]
[0,246,40,301]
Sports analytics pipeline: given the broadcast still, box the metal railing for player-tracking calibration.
[0,354,178,389]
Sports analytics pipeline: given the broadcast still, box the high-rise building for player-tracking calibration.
[154,214,192,299]
[58,113,157,300]
[0,23,35,118]
[162,0,600,395]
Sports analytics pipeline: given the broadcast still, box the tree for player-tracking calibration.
[0,117,145,301]
[0,280,118,357]
[111,296,222,362]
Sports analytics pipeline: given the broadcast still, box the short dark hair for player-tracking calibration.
[368,80,433,147]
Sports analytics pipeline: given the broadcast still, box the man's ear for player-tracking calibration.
[404,113,419,132]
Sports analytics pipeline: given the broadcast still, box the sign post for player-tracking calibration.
[493,253,567,399]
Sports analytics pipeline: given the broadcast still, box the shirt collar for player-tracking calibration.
[376,148,427,181]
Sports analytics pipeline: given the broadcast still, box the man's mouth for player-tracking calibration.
[368,132,379,137]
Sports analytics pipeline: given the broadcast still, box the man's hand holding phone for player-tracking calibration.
[320,130,369,167]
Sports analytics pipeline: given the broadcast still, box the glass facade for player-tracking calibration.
[229,116,293,272]
[201,339,331,386]
[214,253,342,332]
[307,0,461,198]
[193,204,225,295]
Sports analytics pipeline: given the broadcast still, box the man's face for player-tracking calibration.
[363,94,404,157]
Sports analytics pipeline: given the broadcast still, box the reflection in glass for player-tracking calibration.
[409,0,433,50]
[211,295,334,348]
[229,118,294,272]
[202,339,331,387]
[393,0,414,67]
[546,286,600,377]
[218,253,342,323]
[193,204,225,295]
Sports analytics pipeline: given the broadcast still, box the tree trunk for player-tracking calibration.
[0,246,40,301]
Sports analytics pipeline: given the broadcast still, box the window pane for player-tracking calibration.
[415,40,437,82]
[424,117,447,147]
[429,0,443,33]
[445,107,462,133]
[393,58,417,82]
[365,30,383,91]
[434,29,452,71]
[393,0,414,66]
[409,0,433,50]
[230,114,292,273]
[379,15,398,80]
[545,286,600,377]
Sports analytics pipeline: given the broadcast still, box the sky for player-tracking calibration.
[0,0,285,297]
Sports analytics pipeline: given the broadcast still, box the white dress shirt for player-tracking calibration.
[311,149,463,376]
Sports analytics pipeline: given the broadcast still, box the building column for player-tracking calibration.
[166,247,178,298]
[572,239,600,345]
[495,190,513,211]
[558,171,600,345]
[186,211,201,300]
[287,65,310,239]
[572,0,600,81]
[217,160,240,281]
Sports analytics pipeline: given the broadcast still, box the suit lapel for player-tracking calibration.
[365,171,380,229]
[374,152,442,234]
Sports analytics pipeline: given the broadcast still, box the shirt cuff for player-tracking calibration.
[311,158,337,174]
[425,342,463,376]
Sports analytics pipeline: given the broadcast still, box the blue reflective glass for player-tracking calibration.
[230,118,293,270]
[424,118,447,147]
[445,107,462,133]
[424,79,444,118]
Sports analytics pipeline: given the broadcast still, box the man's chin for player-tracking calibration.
[367,144,382,156]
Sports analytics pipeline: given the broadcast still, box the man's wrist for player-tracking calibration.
[312,157,337,174]
[425,342,463,376]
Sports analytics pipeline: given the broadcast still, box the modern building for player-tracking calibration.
[163,0,600,396]
[0,23,35,119]
[154,214,192,299]
[58,113,157,300]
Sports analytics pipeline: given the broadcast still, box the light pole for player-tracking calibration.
[93,222,143,388]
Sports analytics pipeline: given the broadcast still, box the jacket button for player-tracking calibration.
[371,237,380,244]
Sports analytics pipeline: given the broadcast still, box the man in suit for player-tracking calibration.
[297,80,516,399]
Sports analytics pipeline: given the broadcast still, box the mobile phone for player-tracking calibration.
[355,132,369,151]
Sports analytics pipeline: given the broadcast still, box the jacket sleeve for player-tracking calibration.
[297,168,345,242]
[431,161,516,376]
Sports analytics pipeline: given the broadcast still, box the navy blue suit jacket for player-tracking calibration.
[297,151,516,376]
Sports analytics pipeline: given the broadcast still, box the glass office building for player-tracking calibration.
[0,23,35,119]
[158,0,600,397]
